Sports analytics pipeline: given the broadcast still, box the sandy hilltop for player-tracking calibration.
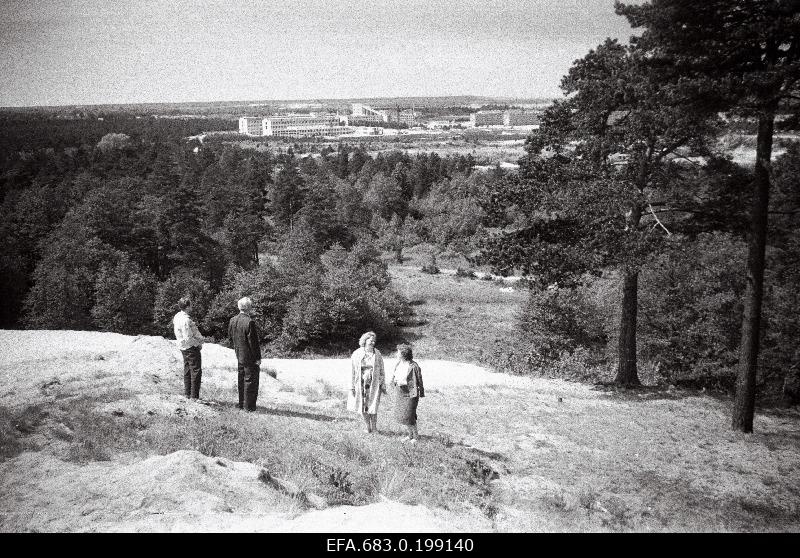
[1,330,799,533]
[0,330,514,532]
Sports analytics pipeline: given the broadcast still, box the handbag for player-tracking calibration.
[346,388,358,412]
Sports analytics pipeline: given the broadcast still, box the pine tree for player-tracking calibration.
[616,0,800,432]
[479,35,720,386]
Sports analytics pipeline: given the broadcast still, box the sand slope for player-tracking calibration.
[0,330,497,532]
[2,330,799,533]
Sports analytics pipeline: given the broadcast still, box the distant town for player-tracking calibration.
[237,102,541,139]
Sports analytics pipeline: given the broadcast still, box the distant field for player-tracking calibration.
[367,138,527,166]
[388,263,527,365]
[718,133,798,166]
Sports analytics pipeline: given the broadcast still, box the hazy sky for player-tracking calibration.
[0,0,637,107]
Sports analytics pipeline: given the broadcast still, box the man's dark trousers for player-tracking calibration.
[229,311,262,412]
[238,363,260,411]
[182,346,202,399]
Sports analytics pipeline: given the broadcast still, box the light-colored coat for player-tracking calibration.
[348,347,385,414]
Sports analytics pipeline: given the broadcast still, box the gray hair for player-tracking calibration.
[237,296,253,312]
[358,331,376,347]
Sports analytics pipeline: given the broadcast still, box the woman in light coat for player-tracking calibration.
[348,331,386,433]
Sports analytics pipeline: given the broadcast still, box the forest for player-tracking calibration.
[1,1,798,435]
[0,111,485,352]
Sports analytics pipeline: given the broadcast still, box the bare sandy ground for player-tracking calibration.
[0,330,514,532]
[2,330,799,533]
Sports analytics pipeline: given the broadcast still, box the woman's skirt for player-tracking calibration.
[394,388,419,425]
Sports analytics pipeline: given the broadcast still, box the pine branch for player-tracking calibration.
[648,203,672,236]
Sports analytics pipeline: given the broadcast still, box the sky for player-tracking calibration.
[0,0,638,107]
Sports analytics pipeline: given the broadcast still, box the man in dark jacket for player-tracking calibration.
[228,296,262,411]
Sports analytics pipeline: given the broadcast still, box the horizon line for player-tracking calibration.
[0,94,560,111]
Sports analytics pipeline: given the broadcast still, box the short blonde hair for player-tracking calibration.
[358,331,376,347]
[237,297,253,312]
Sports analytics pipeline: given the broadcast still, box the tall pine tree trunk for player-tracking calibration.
[732,109,774,433]
[615,267,640,386]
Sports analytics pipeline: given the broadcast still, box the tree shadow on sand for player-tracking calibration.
[591,382,731,403]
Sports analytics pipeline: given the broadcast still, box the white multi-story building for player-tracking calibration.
[470,110,505,126]
[239,117,265,135]
[350,103,418,126]
[350,103,389,123]
[504,110,540,126]
[238,114,349,137]
[263,114,348,138]
[470,109,540,127]
[393,108,416,126]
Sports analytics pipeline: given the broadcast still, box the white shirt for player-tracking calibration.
[392,361,411,386]
[173,311,204,350]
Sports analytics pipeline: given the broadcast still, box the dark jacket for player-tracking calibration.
[228,313,262,364]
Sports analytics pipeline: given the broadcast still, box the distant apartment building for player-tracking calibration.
[264,114,348,138]
[470,110,505,126]
[238,114,348,138]
[504,110,540,126]
[351,103,389,123]
[239,117,264,135]
[392,108,416,126]
[351,103,416,126]
[470,109,540,127]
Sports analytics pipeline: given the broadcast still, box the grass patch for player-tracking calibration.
[298,379,346,403]
[0,404,48,460]
[24,390,503,514]
[540,490,569,513]
[388,264,526,363]
[54,395,146,463]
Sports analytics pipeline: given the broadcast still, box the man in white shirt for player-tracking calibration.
[173,296,205,399]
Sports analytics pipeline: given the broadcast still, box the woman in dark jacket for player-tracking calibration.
[391,344,424,443]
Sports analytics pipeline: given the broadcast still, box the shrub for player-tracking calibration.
[638,233,746,388]
[153,271,214,337]
[480,273,611,378]
[280,240,411,350]
[204,262,287,342]
[23,223,123,330]
[278,284,332,349]
[421,253,440,275]
[92,255,157,334]
[206,239,410,353]
[518,285,607,361]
